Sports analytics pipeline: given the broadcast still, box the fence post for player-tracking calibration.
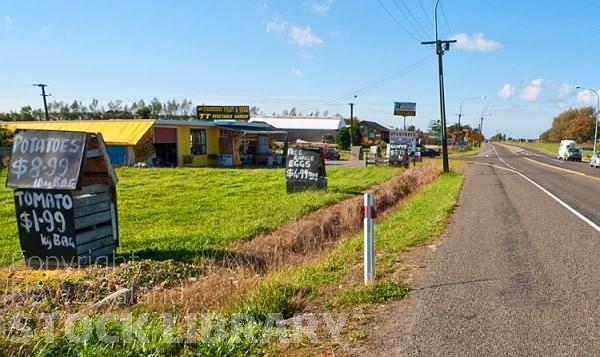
[364,192,375,284]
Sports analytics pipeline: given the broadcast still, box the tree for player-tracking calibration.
[489,133,505,141]
[0,123,14,147]
[19,106,34,121]
[335,127,351,149]
[250,106,261,115]
[136,106,152,119]
[69,100,82,120]
[289,107,297,116]
[181,99,193,116]
[540,107,594,143]
[427,120,441,134]
[150,97,162,117]
[165,99,180,118]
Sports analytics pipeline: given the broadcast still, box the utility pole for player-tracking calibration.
[421,0,456,173]
[479,116,484,135]
[349,95,357,148]
[33,84,50,121]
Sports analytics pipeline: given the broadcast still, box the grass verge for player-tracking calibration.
[0,166,399,267]
[0,167,463,356]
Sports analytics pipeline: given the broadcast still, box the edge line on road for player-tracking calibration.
[522,157,600,183]
[476,160,600,234]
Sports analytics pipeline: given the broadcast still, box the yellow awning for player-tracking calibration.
[2,120,155,145]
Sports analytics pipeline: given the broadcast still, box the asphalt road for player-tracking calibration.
[390,143,600,356]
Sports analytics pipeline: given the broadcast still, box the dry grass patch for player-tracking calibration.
[144,164,442,313]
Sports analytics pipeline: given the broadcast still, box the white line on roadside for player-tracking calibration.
[479,145,600,233]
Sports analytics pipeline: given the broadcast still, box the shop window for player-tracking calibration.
[190,129,207,155]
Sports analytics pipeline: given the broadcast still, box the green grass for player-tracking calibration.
[505,141,558,154]
[236,171,463,315]
[446,145,482,156]
[502,141,596,160]
[0,168,464,356]
[339,280,409,304]
[0,166,400,266]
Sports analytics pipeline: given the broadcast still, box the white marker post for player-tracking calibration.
[364,192,375,285]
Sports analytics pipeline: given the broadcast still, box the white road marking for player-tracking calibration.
[478,145,600,233]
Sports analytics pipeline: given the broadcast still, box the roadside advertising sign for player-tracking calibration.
[394,102,416,117]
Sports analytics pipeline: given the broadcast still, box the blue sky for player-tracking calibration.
[2,0,600,139]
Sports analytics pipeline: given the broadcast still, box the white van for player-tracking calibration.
[557,140,580,161]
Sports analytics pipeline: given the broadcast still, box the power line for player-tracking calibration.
[439,1,455,37]
[300,54,435,113]
[375,0,422,43]
[0,84,36,88]
[392,0,430,40]
[417,0,435,31]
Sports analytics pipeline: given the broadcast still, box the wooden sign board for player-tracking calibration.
[388,143,409,167]
[6,129,119,268]
[14,188,77,263]
[6,130,87,190]
[285,148,327,193]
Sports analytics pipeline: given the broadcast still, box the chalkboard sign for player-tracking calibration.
[14,188,77,262]
[6,130,87,190]
[285,148,327,193]
[6,129,119,268]
[388,143,409,166]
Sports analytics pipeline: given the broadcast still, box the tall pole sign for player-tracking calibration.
[394,102,416,130]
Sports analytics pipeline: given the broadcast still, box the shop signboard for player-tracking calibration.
[196,105,250,120]
[285,148,327,193]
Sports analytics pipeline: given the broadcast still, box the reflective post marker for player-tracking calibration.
[364,193,375,285]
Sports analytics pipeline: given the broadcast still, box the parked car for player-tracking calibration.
[590,152,600,168]
[557,139,578,160]
[565,148,582,162]
[420,147,441,157]
[324,148,340,160]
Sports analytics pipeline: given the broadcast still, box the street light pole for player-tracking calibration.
[576,86,599,155]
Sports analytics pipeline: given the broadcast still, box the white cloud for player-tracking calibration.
[307,0,333,15]
[576,89,600,106]
[266,19,287,34]
[3,16,14,27]
[290,68,303,77]
[451,33,502,52]
[520,78,544,102]
[557,83,574,97]
[289,25,323,47]
[498,84,516,100]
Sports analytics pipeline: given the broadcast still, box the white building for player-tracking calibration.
[249,116,345,143]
